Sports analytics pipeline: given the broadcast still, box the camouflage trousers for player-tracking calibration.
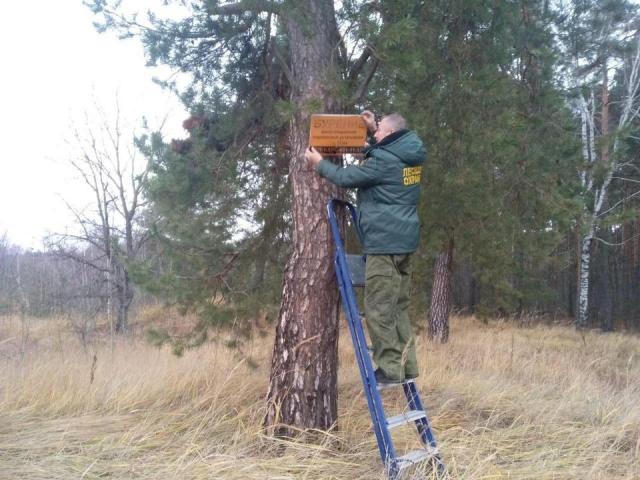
[364,254,418,381]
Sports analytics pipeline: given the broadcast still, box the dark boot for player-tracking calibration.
[374,368,402,385]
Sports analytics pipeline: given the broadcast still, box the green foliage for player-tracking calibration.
[147,328,208,357]
[367,0,582,315]
[85,0,385,339]
[85,0,640,330]
[86,2,298,338]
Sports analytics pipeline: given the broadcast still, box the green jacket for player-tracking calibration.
[317,129,426,254]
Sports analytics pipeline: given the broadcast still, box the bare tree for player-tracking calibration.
[13,254,31,359]
[48,95,158,335]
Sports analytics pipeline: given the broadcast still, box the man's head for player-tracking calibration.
[373,113,408,143]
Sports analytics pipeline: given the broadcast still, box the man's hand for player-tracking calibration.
[361,110,377,134]
[304,146,323,169]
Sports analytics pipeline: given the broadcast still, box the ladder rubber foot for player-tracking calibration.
[386,409,427,429]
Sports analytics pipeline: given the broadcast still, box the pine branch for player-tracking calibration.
[612,176,640,184]
[597,189,640,218]
[270,41,298,92]
[348,57,380,106]
[348,44,374,81]
[594,232,640,246]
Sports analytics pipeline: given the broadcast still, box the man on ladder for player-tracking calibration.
[304,110,426,385]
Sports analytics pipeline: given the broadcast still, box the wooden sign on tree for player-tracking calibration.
[309,115,367,154]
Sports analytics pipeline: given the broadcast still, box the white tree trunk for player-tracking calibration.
[578,226,594,328]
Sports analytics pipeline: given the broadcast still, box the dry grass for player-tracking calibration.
[0,313,639,479]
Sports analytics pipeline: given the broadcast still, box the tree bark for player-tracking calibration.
[428,238,454,343]
[601,232,614,332]
[577,227,593,329]
[264,0,345,436]
[565,232,575,318]
[635,217,640,329]
[636,216,640,272]
[622,191,633,321]
[115,266,133,334]
[577,65,610,330]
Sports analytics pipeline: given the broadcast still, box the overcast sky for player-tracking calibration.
[0,1,190,249]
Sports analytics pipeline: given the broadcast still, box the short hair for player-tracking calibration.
[381,113,408,131]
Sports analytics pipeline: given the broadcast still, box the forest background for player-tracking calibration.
[3,0,640,343]
[1,0,640,460]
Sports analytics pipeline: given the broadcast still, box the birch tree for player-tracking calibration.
[48,97,158,334]
[559,0,640,328]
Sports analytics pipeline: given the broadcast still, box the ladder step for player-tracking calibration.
[396,447,439,470]
[386,409,427,429]
[377,378,415,390]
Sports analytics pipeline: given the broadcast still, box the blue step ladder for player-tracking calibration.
[327,199,446,479]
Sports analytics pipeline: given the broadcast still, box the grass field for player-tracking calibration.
[0,312,639,479]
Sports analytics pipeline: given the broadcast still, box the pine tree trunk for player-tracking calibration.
[115,268,132,334]
[428,238,454,343]
[601,235,614,332]
[622,192,634,320]
[264,0,344,436]
[635,217,640,329]
[564,232,575,317]
[636,216,640,272]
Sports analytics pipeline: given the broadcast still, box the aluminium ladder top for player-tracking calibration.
[327,198,446,479]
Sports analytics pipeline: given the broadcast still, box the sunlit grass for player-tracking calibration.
[0,313,638,479]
